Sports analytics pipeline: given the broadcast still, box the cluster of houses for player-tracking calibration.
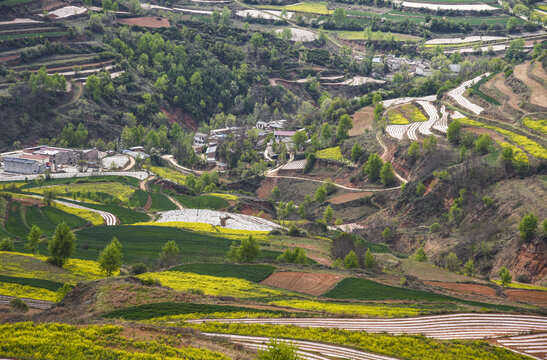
[356,54,461,78]
[0,145,98,175]
[192,120,298,170]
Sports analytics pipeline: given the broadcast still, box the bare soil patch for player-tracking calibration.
[256,177,278,199]
[261,271,346,296]
[465,127,507,142]
[485,72,522,112]
[350,106,374,136]
[530,61,547,83]
[425,281,497,297]
[514,62,547,108]
[505,288,547,306]
[328,191,372,204]
[114,17,170,28]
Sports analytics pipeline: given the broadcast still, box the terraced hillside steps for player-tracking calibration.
[189,314,547,340]
[205,333,400,360]
[496,333,547,360]
[447,73,490,115]
[416,101,439,136]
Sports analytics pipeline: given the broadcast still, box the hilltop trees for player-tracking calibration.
[47,222,77,267]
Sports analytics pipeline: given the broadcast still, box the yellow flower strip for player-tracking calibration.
[271,300,423,318]
[0,282,57,301]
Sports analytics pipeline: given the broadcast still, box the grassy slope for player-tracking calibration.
[169,263,277,282]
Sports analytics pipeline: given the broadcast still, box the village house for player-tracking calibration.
[193,132,208,146]
[274,130,296,143]
[3,157,46,174]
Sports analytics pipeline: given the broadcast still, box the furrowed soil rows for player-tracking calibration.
[260,272,347,296]
[191,314,547,340]
[514,62,547,108]
[424,281,498,297]
[505,289,547,306]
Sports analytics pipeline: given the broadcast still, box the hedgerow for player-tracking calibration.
[0,322,229,360]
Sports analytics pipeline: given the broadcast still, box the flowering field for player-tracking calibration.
[169,263,276,282]
[0,281,57,301]
[523,117,547,135]
[316,146,346,162]
[132,221,269,240]
[24,182,135,204]
[137,271,285,298]
[145,166,187,185]
[0,322,229,360]
[388,111,409,125]
[496,141,529,164]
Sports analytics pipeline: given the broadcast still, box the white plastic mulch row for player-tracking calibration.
[382,95,436,108]
[157,209,283,231]
[56,65,115,77]
[0,18,41,25]
[55,199,117,225]
[433,105,448,133]
[237,9,293,20]
[47,6,87,19]
[497,333,547,360]
[140,3,213,14]
[101,155,129,169]
[406,122,420,141]
[274,28,316,42]
[192,314,547,340]
[0,171,150,182]
[385,124,411,140]
[447,73,489,115]
[206,333,400,360]
[280,160,307,171]
[451,110,467,119]
[398,1,497,11]
[426,35,506,45]
[415,101,439,136]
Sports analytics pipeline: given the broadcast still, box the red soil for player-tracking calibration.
[505,289,547,306]
[514,62,547,108]
[328,191,372,204]
[425,281,497,297]
[114,17,170,28]
[261,271,346,296]
[256,177,278,200]
[349,106,373,137]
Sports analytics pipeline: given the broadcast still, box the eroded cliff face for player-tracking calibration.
[500,240,547,283]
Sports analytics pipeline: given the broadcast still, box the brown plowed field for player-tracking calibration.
[530,61,547,83]
[424,281,497,297]
[514,62,547,108]
[484,72,522,112]
[261,271,346,296]
[114,17,170,28]
[328,191,372,204]
[349,106,373,136]
[505,288,547,306]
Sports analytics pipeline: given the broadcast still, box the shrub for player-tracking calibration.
[98,237,123,276]
[258,339,301,360]
[407,141,421,162]
[475,134,492,154]
[519,212,538,242]
[131,263,148,275]
[314,186,327,203]
[364,248,375,269]
[447,120,461,144]
[429,223,442,232]
[159,240,180,268]
[380,162,396,187]
[515,274,530,283]
[382,227,392,240]
[10,298,28,313]
[0,238,15,251]
[444,252,461,272]
[498,266,512,286]
[56,283,72,302]
[364,153,383,182]
[482,195,494,207]
[47,222,77,267]
[343,250,359,269]
[463,259,475,276]
[414,247,427,262]
[227,235,261,263]
[416,182,426,196]
[141,277,162,286]
[277,247,307,264]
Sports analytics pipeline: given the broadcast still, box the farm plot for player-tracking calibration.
[397,1,498,11]
[280,160,307,171]
[260,2,333,15]
[46,6,87,19]
[382,95,436,108]
[114,17,170,28]
[192,313,547,340]
[275,28,316,42]
[25,181,135,204]
[237,10,292,20]
[385,124,411,140]
[0,18,41,25]
[101,155,129,169]
[447,73,489,115]
[514,62,547,108]
[174,195,229,210]
[206,333,401,360]
[170,264,276,282]
[416,101,438,136]
[260,272,346,296]
[156,209,282,231]
[496,333,547,360]
[425,35,506,45]
[433,105,449,133]
[0,171,150,182]
[149,193,178,211]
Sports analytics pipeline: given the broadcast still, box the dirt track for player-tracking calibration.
[514,62,547,108]
[261,272,346,296]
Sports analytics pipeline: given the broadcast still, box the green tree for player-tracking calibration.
[416,182,426,196]
[0,238,15,251]
[211,10,220,24]
[364,248,376,269]
[380,162,396,187]
[475,134,492,154]
[324,205,334,224]
[351,143,363,163]
[159,240,180,268]
[463,259,476,276]
[519,212,538,241]
[321,123,332,145]
[336,114,353,141]
[447,120,461,144]
[48,222,76,267]
[293,130,308,151]
[364,153,383,182]
[407,141,421,162]
[414,246,427,262]
[344,250,360,269]
[237,235,261,263]
[250,33,264,53]
[500,146,514,166]
[382,227,392,240]
[444,252,461,272]
[98,237,123,276]
[56,283,72,302]
[43,189,57,206]
[26,225,43,254]
[85,74,102,100]
[277,247,307,264]
[333,7,346,26]
[315,186,327,203]
[498,266,512,286]
[258,339,301,360]
[270,186,281,203]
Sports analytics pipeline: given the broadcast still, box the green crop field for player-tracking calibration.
[149,193,177,211]
[74,226,281,264]
[174,195,229,210]
[103,302,283,320]
[0,274,65,292]
[129,189,149,208]
[0,0,35,6]
[21,175,140,190]
[5,202,29,238]
[0,31,69,41]
[169,263,277,282]
[42,206,88,229]
[61,200,149,224]
[25,205,57,235]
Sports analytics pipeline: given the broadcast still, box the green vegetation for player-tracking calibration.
[174,195,229,210]
[62,200,149,224]
[388,111,409,125]
[523,117,547,135]
[0,322,229,360]
[129,189,149,208]
[47,222,77,267]
[0,31,69,41]
[315,146,346,162]
[471,72,501,105]
[260,2,333,14]
[5,202,29,238]
[169,263,276,282]
[0,274,65,292]
[103,302,283,320]
[188,323,529,360]
[149,193,177,211]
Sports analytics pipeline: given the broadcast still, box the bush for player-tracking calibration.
[56,283,72,302]
[482,195,494,207]
[414,247,427,262]
[141,277,162,286]
[131,263,148,275]
[226,235,261,263]
[277,247,307,264]
[515,274,530,283]
[0,238,15,251]
[364,249,375,269]
[429,223,442,232]
[519,212,538,242]
[498,266,512,286]
[416,182,426,196]
[344,250,359,269]
[258,339,301,360]
[10,298,28,313]
[381,227,392,240]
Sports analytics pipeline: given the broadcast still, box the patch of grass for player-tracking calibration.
[0,274,65,292]
[174,195,229,210]
[0,31,69,41]
[61,200,149,224]
[42,206,88,228]
[169,263,276,282]
[24,205,57,235]
[145,166,187,185]
[261,2,333,14]
[103,302,283,320]
[149,193,177,211]
[5,202,29,238]
[0,0,35,6]
[129,189,149,208]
